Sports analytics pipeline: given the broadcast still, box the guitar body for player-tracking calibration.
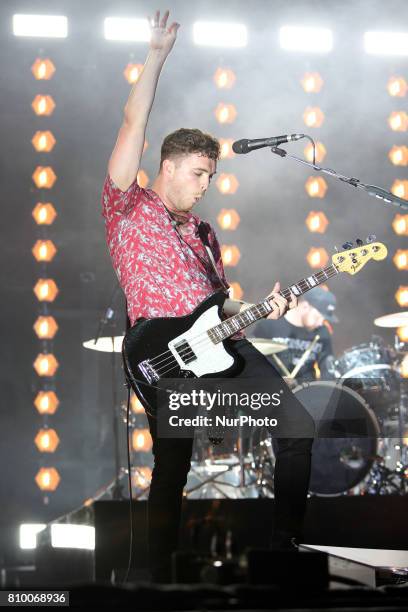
[122,291,243,417]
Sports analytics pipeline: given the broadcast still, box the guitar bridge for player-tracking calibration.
[138,360,160,384]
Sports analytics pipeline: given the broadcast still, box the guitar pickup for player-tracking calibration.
[174,339,196,365]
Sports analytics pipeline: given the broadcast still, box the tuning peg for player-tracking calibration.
[342,241,353,250]
[366,235,376,244]
[356,238,363,247]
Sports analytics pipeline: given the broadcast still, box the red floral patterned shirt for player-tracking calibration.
[101,175,230,325]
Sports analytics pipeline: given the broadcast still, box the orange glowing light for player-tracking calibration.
[35,467,60,491]
[32,131,56,152]
[35,428,60,453]
[214,103,237,124]
[306,247,329,269]
[33,316,58,339]
[32,167,57,189]
[33,353,59,377]
[34,391,59,415]
[229,282,243,300]
[391,180,408,200]
[32,240,57,263]
[132,467,152,488]
[221,245,241,266]
[392,214,408,235]
[397,326,408,342]
[31,58,56,80]
[123,62,144,84]
[137,170,149,188]
[394,250,408,270]
[304,141,327,163]
[305,211,329,233]
[214,68,236,89]
[401,354,408,378]
[300,72,323,93]
[219,139,235,159]
[389,145,408,166]
[31,95,55,116]
[130,393,145,414]
[33,279,59,302]
[132,429,153,452]
[305,176,328,198]
[388,111,408,132]
[32,203,57,225]
[217,209,240,230]
[395,286,408,307]
[387,76,408,97]
[303,107,325,128]
[216,174,239,195]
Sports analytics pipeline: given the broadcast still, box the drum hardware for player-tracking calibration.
[246,337,288,356]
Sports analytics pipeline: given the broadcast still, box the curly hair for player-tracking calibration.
[160,128,220,168]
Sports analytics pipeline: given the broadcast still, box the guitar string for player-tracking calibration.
[147,267,339,377]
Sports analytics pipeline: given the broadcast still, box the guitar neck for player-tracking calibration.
[208,263,339,343]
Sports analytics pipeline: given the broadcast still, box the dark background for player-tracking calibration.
[1,0,407,561]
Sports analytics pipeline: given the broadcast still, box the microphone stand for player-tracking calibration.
[270,147,408,211]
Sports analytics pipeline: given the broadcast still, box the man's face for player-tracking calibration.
[302,303,325,330]
[163,153,217,212]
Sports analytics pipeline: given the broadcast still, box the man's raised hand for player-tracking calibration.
[148,10,180,55]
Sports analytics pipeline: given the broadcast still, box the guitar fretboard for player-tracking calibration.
[207,263,339,344]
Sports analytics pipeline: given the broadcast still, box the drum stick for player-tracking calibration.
[290,334,320,379]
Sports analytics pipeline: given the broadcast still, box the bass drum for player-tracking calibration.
[294,381,380,496]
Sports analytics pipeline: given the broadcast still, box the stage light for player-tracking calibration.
[393,250,408,270]
[392,214,408,235]
[35,467,60,491]
[34,391,59,415]
[104,17,149,42]
[130,394,145,414]
[305,177,328,198]
[214,68,236,89]
[132,467,152,488]
[132,429,152,452]
[303,107,325,128]
[51,525,94,550]
[221,245,241,266]
[305,211,329,233]
[217,209,240,230]
[306,247,329,268]
[13,14,67,38]
[193,21,247,48]
[364,31,408,56]
[32,167,57,189]
[33,316,58,340]
[229,282,243,300]
[400,354,408,378]
[216,174,239,195]
[123,63,144,84]
[214,103,237,124]
[397,327,408,342]
[137,170,149,188]
[391,180,408,199]
[19,524,46,550]
[300,72,324,93]
[32,203,57,225]
[387,76,408,97]
[395,286,408,307]
[388,111,408,131]
[219,139,235,159]
[304,141,326,163]
[31,58,55,80]
[32,131,56,153]
[389,146,408,166]
[32,95,55,116]
[32,240,57,263]
[279,26,333,53]
[35,428,60,453]
[33,354,59,377]
[33,279,59,302]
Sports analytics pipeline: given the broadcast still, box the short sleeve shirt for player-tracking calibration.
[101,175,229,325]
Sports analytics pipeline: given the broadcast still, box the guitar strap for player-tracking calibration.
[198,221,230,294]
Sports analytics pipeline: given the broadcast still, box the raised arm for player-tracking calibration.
[108,10,180,191]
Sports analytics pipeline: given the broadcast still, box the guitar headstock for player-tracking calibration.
[332,238,387,275]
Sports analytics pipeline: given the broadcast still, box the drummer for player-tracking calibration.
[253,287,337,382]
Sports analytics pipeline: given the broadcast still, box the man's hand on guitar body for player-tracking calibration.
[266,281,297,320]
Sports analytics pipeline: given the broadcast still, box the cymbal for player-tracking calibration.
[247,337,288,355]
[82,336,124,353]
[374,312,408,328]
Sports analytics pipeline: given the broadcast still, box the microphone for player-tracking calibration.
[232,133,305,154]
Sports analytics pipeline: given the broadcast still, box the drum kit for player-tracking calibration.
[82,311,408,500]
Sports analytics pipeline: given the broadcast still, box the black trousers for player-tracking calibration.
[146,338,315,582]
